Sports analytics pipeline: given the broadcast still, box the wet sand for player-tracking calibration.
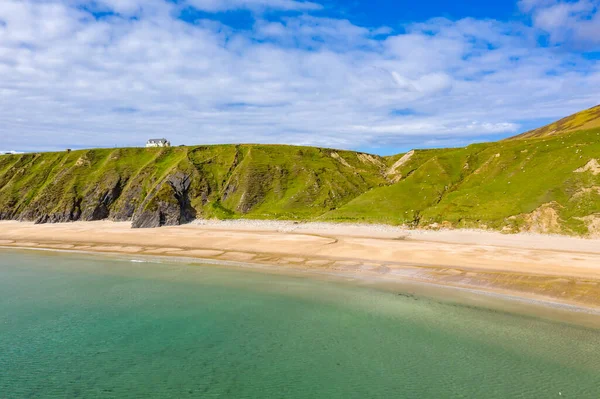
[2,220,600,309]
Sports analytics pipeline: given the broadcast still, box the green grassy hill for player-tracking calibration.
[510,104,600,140]
[0,145,387,228]
[324,128,600,236]
[1,107,599,235]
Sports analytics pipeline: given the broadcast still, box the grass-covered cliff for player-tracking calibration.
[0,145,387,228]
[326,127,600,236]
[1,106,599,235]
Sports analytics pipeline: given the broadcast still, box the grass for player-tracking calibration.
[324,128,600,235]
[511,104,600,139]
[0,145,387,223]
[0,119,599,235]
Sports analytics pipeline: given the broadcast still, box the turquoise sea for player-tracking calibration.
[1,249,599,398]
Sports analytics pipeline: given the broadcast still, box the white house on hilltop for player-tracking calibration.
[146,138,171,148]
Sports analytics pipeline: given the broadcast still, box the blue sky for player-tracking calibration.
[0,0,599,154]
[288,0,520,25]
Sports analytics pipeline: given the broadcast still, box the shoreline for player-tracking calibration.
[5,243,600,315]
[2,220,600,313]
[6,244,600,331]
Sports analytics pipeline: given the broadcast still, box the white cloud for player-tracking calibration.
[518,0,555,12]
[254,16,379,50]
[187,0,322,12]
[0,0,599,152]
[519,0,600,47]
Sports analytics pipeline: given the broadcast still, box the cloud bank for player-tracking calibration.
[521,0,600,48]
[0,0,599,152]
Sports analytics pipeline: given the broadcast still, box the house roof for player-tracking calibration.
[147,138,168,142]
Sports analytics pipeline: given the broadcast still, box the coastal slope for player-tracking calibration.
[0,106,599,235]
[509,104,600,140]
[325,127,600,236]
[0,145,386,228]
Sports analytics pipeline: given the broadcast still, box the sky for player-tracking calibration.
[0,0,599,154]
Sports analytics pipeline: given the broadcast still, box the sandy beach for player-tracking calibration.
[2,220,600,309]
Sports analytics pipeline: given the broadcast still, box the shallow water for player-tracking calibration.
[1,249,599,398]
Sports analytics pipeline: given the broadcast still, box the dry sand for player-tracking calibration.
[2,220,600,309]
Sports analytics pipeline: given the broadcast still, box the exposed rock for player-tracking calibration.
[107,167,159,222]
[221,179,237,201]
[386,150,414,179]
[109,182,144,221]
[131,172,196,228]
[570,186,600,201]
[575,214,600,238]
[81,178,123,221]
[33,197,82,224]
[237,189,264,214]
[74,156,91,167]
[574,159,600,175]
[0,210,16,220]
[330,152,353,169]
[357,153,384,167]
[230,169,276,214]
[518,202,563,234]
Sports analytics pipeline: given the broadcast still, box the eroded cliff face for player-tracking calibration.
[1,132,599,236]
[131,172,196,228]
[0,145,386,228]
[80,177,123,221]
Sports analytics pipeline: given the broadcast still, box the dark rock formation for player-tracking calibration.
[109,169,154,221]
[33,197,82,224]
[131,172,196,228]
[0,210,16,220]
[81,178,123,221]
[0,144,391,230]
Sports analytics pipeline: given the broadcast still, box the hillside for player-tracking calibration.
[324,128,600,236]
[0,145,386,228]
[0,118,599,236]
[510,104,600,140]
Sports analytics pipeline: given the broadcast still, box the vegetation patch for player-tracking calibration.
[1,106,599,234]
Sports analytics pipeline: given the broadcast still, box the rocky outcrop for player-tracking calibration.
[131,172,196,228]
[33,197,82,224]
[81,178,123,221]
[4,140,596,234]
[386,150,414,182]
[574,159,600,175]
[8,172,197,228]
[513,202,563,234]
[109,170,150,221]
[0,210,17,220]
[0,145,390,229]
[578,214,600,238]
